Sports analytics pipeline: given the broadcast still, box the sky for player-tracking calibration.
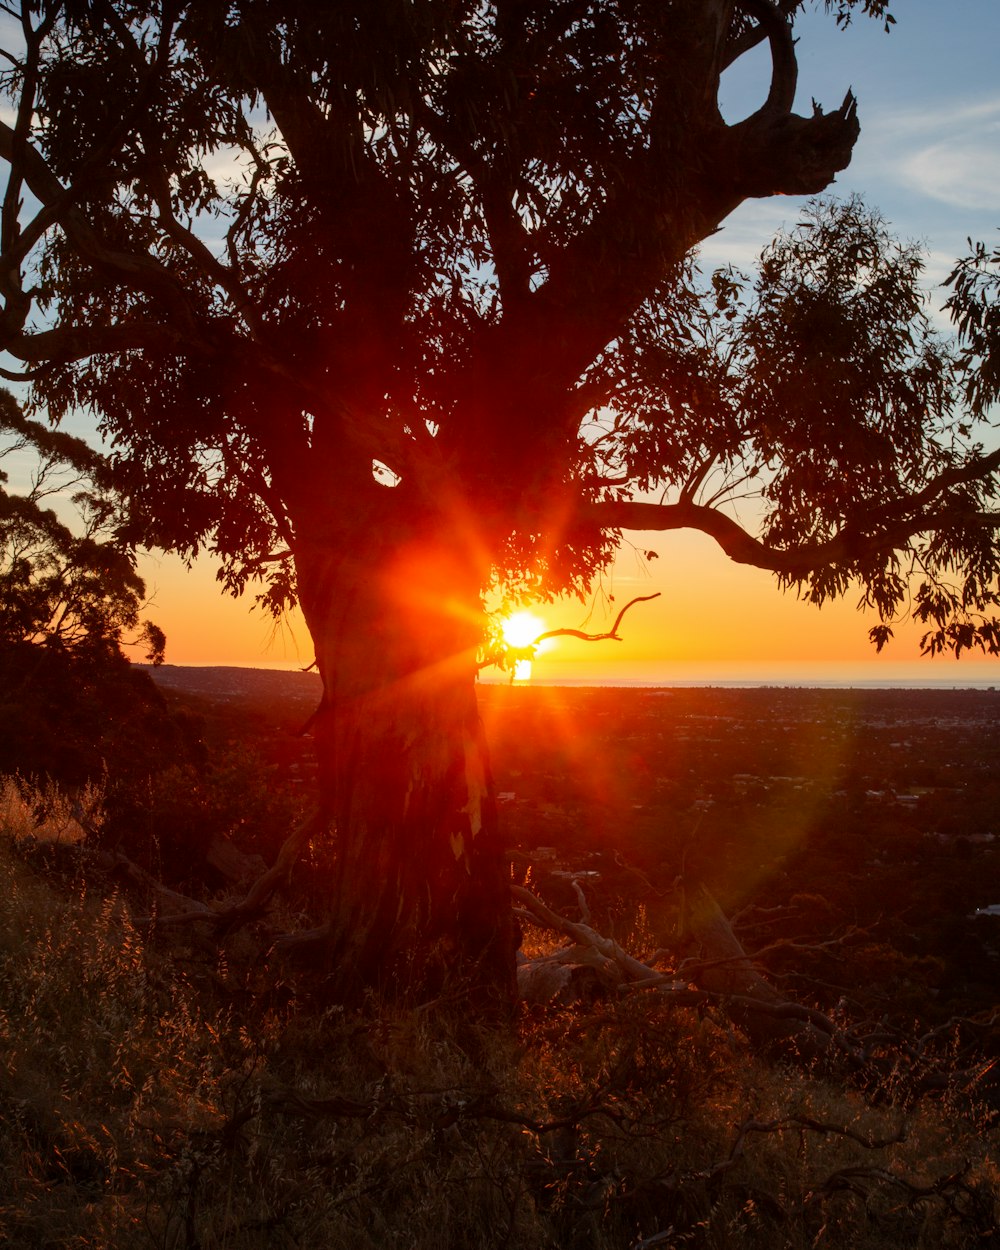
[54,2,1000,682]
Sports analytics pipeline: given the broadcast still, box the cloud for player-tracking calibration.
[696,201,800,271]
[899,141,1000,211]
[867,94,1000,211]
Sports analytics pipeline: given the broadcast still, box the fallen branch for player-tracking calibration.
[242,1083,625,1138]
[515,879,864,1062]
[134,806,328,931]
[96,847,217,919]
[513,884,657,983]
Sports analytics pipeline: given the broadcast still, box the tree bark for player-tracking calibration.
[294,527,519,1007]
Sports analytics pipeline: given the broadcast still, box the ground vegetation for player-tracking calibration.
[1,680,1000,1245]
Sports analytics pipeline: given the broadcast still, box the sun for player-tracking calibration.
[502,611,546,649]
[501,610,549,681]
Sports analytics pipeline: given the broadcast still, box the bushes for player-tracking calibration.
[104,746,303,889]
[0,642,189,788]
[1,790,998,1249]
[0,651,303,889]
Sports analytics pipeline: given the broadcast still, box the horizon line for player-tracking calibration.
[143,660,1000,692]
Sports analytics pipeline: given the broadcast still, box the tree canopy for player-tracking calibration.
[0,386,172,784]
[4,0,989,630]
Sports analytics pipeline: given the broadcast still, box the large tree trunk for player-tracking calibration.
[294,528,519,1007]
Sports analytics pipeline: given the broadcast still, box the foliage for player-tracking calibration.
[0,387,180,784]
[106,743,305,890]
[0,388,164,664]
[587,197,1000,653]
[945,233,1000,418]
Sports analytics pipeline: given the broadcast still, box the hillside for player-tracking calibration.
[1,672,998,1247]
[146,669,1000,1028]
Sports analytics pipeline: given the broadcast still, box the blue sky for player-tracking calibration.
[709,1,999,300]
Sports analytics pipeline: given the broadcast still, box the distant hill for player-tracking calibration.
[142,664,322,713]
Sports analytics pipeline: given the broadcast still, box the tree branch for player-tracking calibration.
[533,593,662,645]
[589,499,802,572]
[96,1,266,339]
[588,480,1000,580]
[6,320,191,365]
[725,89,859,198]
[471,6,856,446]
[0,8,216,346]
[0,120,204,343]
[737,0,798,120]
[412,96,532,307]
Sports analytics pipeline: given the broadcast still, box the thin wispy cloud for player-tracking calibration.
[863,94,1000,211]
[899,142,1000,211]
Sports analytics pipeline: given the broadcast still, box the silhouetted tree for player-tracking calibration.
[0,388,168,780]
[946,235,1000,421]
[0,391,164,664]
[0,1,996,1002]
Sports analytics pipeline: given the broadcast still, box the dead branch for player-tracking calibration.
[70,800,217,919]
[691,1113,908,1191]
[134,806,328,931]
[479,591,662,675]
[532,593,662,646]
[729,927,868,965]
[512,884,655,982]
[570,876,591,923]
[252,1083,624,1139]
[515,880,865,1062]
[96,847,217,919]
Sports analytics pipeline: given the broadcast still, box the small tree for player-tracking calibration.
[0,1,996,1001]
[0,388,167,779]
[0,391,164,667]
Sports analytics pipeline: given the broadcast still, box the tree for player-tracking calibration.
[0,387,168,779]
[0,0,996,1003]
[946,233,1000,420]
[0,390,164,665]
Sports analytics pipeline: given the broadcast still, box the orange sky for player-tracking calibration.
[138,529,1000,686]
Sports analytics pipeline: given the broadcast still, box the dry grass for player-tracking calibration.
[0,774,101,845]
[0,777,997,1249]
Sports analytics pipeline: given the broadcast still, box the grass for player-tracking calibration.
[0,777,997,1249]
[0,774,101,845]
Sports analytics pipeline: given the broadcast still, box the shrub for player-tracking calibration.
[0,790,997,1249]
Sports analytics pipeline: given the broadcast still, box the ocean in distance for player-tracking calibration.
[155,659,1000,691]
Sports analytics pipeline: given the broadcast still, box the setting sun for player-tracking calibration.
[501,611,547,681]
[502,611,546,649]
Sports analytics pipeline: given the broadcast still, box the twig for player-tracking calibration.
[532,593,662,645]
